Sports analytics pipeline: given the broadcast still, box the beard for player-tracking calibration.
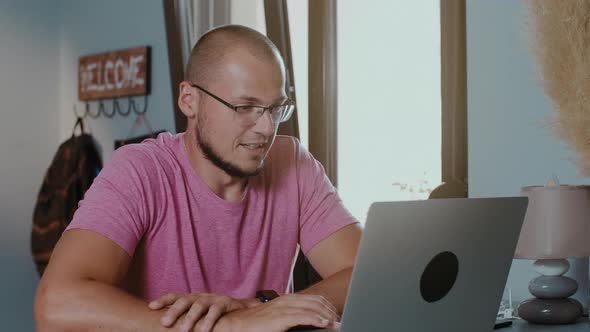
[196,122,264,178]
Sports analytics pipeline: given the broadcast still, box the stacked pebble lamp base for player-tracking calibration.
[518,259,583,324]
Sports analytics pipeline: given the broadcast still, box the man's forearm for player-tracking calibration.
[298,267,353,314]
[209,272,356,332]
[36,279,177,332]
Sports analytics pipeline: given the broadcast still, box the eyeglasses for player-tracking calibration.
[190,83,295,125]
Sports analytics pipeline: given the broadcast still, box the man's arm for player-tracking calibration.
[198,224,362,331]
[297,223,362,314]
[35,229,184,332]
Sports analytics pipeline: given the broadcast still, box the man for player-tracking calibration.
[35,25,361,332]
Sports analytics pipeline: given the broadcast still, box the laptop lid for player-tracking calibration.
[338,197,528,332]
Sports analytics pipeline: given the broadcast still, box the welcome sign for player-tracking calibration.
[78,46,150,101]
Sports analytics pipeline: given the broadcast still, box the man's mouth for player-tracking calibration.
[240,143,265,150]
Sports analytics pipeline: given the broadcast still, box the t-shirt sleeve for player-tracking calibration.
[65,145,152,256]
[295,139,359,254]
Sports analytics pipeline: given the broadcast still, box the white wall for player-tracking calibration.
[467,0,590,306]
[0,1,61,330]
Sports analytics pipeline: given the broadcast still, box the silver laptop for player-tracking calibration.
[309,197,528,332]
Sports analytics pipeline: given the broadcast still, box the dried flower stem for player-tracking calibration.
[524,0,590,175]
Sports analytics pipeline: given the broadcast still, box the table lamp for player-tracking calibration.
[515,184,590,324]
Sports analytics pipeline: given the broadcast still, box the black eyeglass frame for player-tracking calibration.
[190,83,294,124]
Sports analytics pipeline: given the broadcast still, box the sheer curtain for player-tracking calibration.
[176,0,197,69]
[177,0,231,68]
[164,0,231,132]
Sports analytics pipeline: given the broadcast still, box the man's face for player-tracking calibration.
[195,51,287,178]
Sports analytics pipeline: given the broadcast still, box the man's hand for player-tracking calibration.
[148,292,253,332]
[217,294,340,332]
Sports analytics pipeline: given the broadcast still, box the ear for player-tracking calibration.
[178,81,199,120]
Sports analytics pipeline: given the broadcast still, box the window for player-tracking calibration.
[337,1,442,224]
[207,0,446,225]
[287,0,308,149]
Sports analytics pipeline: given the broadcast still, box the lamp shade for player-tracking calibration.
[514,185,590,259]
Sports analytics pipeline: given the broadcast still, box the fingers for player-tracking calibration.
[228,297,250,311]
[283,308,332,330]
[314,295,340,320]
[155,294,237,332]
[180,301,207,332]
[148,292,181,310]
[161,296,195,327]
[284,294,339,322]
[330,321,342,329]
[199,303,224,332]
[316,296,339,318]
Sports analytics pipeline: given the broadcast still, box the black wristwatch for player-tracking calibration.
[256,290,280,303]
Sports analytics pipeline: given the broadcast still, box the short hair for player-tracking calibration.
[184,25,285,85]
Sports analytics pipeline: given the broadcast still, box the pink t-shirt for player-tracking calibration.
[66,133,357,301]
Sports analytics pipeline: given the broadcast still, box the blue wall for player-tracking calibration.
[0,1,174,330]
[0,1,60,331]
[467,0,590,306]
[58,0,175,161]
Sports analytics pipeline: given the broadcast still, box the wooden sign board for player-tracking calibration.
[78,46,150,101]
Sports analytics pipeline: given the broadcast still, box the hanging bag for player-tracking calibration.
[30,117,103,275]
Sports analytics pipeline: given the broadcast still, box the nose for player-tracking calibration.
[252,109,277,136]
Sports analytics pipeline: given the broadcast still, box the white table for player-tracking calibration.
[507,317,588,331]
[305,317,589,331]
